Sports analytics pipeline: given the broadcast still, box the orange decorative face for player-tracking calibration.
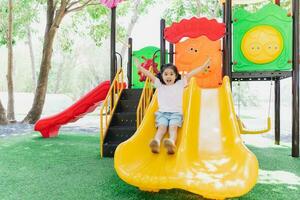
[175,36,222,88]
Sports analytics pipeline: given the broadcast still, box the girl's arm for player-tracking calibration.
[134,58,157,83]
[185,58,211,81]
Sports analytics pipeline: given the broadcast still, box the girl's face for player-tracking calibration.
[162,68,177,85]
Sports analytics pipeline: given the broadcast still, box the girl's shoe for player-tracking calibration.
[163,139,176,154]
[149,139,160,153]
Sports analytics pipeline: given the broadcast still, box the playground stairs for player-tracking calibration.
[103,89,142,157]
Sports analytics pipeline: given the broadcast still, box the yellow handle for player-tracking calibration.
[237,116,271,134]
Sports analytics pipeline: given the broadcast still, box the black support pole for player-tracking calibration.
[110,7,116,83]
[225,0,232,80]
[275,79,280,145]
[292,0,299,157]
[160,19,166,66]
[222,2,227,77]
[274,0,281,146]
[127,38,133,89]
[169,43,174,64]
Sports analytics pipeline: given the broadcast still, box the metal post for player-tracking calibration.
[169,43,174,64]
[110,7,116,83]
[160,19,166,66]
[292,0,299,157]
[127,38,133,88]
[222,1,227,77]
[275,79,280,145]
[274,0,281,146]
[225,0,232,80]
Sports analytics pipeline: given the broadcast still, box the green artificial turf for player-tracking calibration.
[0,132,299,200]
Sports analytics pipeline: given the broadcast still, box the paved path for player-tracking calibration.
[0,118,99,138]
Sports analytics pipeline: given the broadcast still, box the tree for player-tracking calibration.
[0,0,41,121]
[26,24,36,92]
[7,0,15,121]
[119,0,157,58]
[0,99,8,125]
[163,0,222,25]
[23,0,100,124]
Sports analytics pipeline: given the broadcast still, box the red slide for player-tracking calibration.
[34,81,111,138]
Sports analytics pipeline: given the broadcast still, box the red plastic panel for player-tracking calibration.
[164,17,226,44]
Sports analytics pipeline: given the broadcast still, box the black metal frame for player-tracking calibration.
[224,0,232,79]
[224,0,299,157]
[222,2,227,77]
[291,0,299,157]
[110,7,116,83]
[160,19,166,66]
[115,52,123,69]
[274,0,281,146]
[127,38,133,88]
[169,43,174,64]
[232,71,291,81]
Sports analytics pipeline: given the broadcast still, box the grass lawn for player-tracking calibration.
[0,132,299,200]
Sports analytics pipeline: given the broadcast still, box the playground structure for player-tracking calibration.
[33,0,299,199]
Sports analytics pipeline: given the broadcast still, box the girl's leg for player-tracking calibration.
[154,125,167,141]
[150,125,167,153]
[163,125,178,154]
[168,125,178,142]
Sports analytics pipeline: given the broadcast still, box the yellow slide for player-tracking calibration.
[114,77,258,199]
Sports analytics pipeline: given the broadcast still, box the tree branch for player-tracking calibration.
[195,0,201,17]
[66,0,97,14]
[66,0,80,10]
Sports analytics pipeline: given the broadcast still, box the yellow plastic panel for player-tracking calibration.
[114,77,258,199]
[241,25,283,64]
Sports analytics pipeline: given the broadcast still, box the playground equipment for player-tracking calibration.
[227,0,299,156]
[236,80,273,134]
[34,0,299,198]
[131,46,161,88]
[115,77,258,199]
[115,15,257,198]
[114,0,298,198]
[34,81,110,137]
[233,3,292,71]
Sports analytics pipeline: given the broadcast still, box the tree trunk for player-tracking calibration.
[212,0,220,18]
[0,99,8,125]
[120,0,142,58]
[195,0,201,17]
[54,58,65,93]
[23,0,67,124]
[7,0,15,121]
[27,25,36,92]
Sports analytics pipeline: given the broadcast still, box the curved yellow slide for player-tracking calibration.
[114,77,258,199]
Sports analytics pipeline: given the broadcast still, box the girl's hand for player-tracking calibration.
[203,58,211,68]
[133,57,141,69]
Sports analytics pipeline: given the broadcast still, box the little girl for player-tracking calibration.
[134,58,210,154]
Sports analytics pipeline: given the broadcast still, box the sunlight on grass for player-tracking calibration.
[259,170,300,185]
[242,134,289,148]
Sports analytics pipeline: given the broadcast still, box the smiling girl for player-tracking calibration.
[134,58,210,154]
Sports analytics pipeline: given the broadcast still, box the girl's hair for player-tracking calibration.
[156,63,181,85]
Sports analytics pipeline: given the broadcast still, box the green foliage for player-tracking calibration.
[137,0,157,14]
[58,28,74,53]
[89,23,110,46]
[86,5,109,19]
[163,0,222,26]
[0,0,40,46]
